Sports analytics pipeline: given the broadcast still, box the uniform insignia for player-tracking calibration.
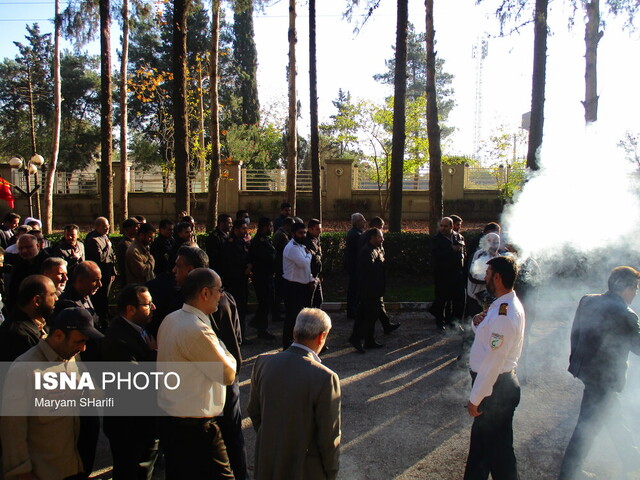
[490,333,504,350]
[499,303,509,316]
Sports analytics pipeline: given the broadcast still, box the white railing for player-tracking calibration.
[353,167,429,190]
[11,170,99,195]
[465,166,526,190]
[241,169,313,192]
[130,169,209,193]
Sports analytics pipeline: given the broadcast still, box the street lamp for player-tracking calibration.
[9,154,43,218]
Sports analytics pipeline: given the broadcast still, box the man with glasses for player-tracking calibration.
[102,284,159,480]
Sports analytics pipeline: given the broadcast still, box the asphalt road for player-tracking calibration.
[90,297,640,480]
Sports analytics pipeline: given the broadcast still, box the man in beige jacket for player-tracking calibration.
[125,223,156,285]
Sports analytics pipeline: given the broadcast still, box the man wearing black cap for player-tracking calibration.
[0,307,103,480]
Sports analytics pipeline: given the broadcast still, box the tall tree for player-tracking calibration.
[286,0,297,213]
[583,0,601,123]
[527,0,547,170]
[233,0,260,125]
[425,0,442,235]
[206,0,222,231]
[100,0,114,227]
[309,0,321,220]
[173,0,191,216]
[44,0,62,233]
[119,0,131,221]
[388,0,408,233]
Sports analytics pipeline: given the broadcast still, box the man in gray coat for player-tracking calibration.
[248,308,341,480]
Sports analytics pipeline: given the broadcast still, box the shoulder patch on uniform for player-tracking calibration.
[499,303,509,316]
[490,333,504,350]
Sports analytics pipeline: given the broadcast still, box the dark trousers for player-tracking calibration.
[352,296,383,343]
[346,273,358,318]
[104,417,159,480]
[432,273,466,328]
[252,273,276,333]
[78,415,100,479]
[312,278,323,308]
[226,279,248,339]
[160,416,234,480]
[274,273,285,321]
[558,384,640,479]
[218,381,248,480]
[464,370,520,480]
[283,279,313,349]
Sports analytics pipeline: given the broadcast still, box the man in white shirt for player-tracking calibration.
[157,268,237,479]
[464,255,525,480]
[282,222,316,349]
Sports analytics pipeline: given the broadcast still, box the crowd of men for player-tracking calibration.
[0,207,638,480]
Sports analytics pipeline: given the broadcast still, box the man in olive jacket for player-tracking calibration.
[248,308,341,480]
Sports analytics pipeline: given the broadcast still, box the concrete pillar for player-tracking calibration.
[324,158,354,219]
[443,163,465,200]
[218,161,241,215]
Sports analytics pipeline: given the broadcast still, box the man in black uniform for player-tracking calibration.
[558,266,640,480]
[431,216,465,331]
[222,219,252,343]
[249,217,276,340]
[205,213,233,274]
[273,201,292,232]
[150,219,175,275]
[273,216,294,322]
[345,213,366,319]
[349,228,386,353]
[305,218,323,308]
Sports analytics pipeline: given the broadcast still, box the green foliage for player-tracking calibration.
[222,123,283,169]
[319,89,361,158]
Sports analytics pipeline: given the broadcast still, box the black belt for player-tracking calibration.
[470,369,516,382]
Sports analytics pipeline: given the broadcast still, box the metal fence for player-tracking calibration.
[11,170,100,195]
[130,169,210,194]
[465,167,525,190]
[241,169,313,192]
[353,167,429,190]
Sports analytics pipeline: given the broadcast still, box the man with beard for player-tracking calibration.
[5,234,50,311]
[41,257,69,296]
[205,214,233,274]
[54,260,102,328]
[249,218,277,340]
[50,224,85,273]
[151,219,175,275]
[0,212,20,249]
[84,216,117,325]
[344,213,366,319]
[222,219,252,343]
[116,218,140,284]
[102,284,159,480]
[0,275,57,361]
[125,223,156,285]
[558,266,640,480]
[464,256,525,480]
[305,219,323,308]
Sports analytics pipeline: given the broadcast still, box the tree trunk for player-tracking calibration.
[100,0,114,227]
[309,0,321,221]
[26,67,38,219]
[583,0,602,124]
[119,0,130,221]
[206,0,222,231]
[389,0,408,232]
[526,0,548,171]
[43,0,61,233]
[233,0,260,125]
[286,0,297,214]
[173,0,191,216]
[425,0,442,235]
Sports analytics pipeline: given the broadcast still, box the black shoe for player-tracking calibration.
[383,323,400,334]
[364,340,384,349]
[257,331,276,340]
[242,338,254,346]
[348,337,365,353]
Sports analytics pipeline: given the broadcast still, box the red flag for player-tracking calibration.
[0,178,15,209]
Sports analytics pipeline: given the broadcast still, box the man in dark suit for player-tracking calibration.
[344,213,366,319]
[205,214,232,274]
[558,266,640,480]
[0,275,57,361]
[211,290,248,480]
[0,212,20,249]
[248,308,341,480]
[102,284,159,480]
[5,234,50,311]
[85,216,117,325]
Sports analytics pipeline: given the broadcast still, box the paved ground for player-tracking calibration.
[90,293,640,479]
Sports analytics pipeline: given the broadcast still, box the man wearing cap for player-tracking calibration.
[282,222,316,349]
[0,275,58,361]
[0,307,103,480]
[157,268,237,479]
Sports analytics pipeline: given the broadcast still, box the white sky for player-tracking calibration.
[0,0,639,162]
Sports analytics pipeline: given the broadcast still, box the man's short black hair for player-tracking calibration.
[18,275,50,308]
[122,218,139,230]
[236,209,248,220]
[487,256,518,289]
[308,218,321,229]
[257,217,272,230]
[217,214,232,225]
[280,202,291,210]
[233,218,247,230]
[133,215,146,223]
[175,222,192,234]
[64,224,79,233]
[291,222,306,234]
[176,246,209,269]
[3,212,20,223]
[450,215,462,224]
[369,216,384,229]
[137,223,156,235]
[182,215,195,224]
[608,266,640,294]
[117,284,150,313]
[483,222,501,234]
[282,217,295,228]
[159,219,174,229]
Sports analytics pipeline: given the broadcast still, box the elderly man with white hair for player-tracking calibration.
[248,308,341,480]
